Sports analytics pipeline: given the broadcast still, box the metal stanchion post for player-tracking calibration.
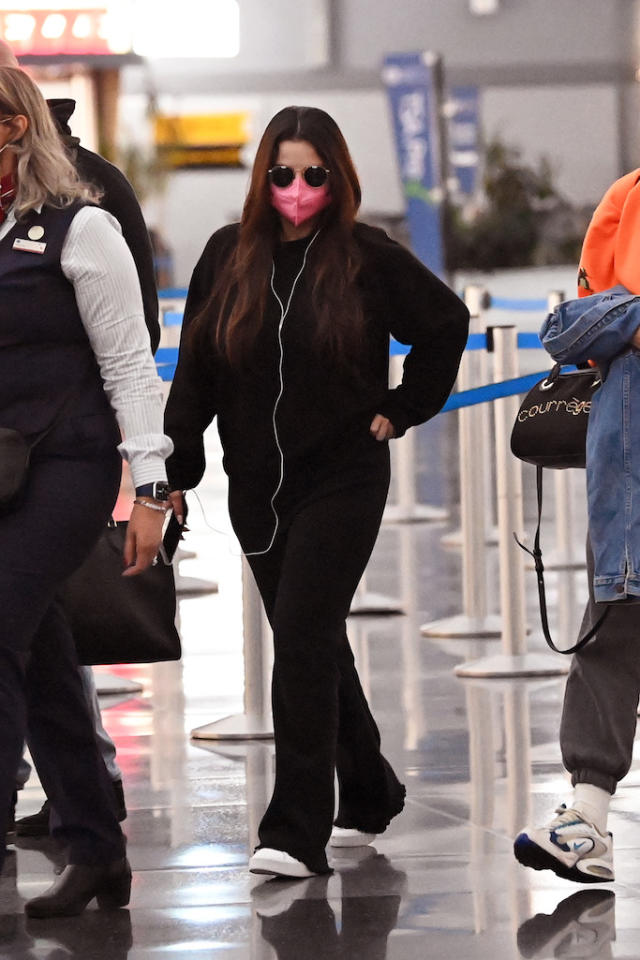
[441,284,498,549]
[383,354,448,523]
[455,326,567,678]
[191,557,274,740]
[174,559,219,597]
[158,292,219,594]
[158,291,186,349]
[95,671,144,696]
[421,286,502,638]
[349,570,404,615]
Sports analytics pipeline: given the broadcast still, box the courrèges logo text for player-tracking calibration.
[517,397,591,421]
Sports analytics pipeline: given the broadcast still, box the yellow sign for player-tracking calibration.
[154,113,250,168]
[155,113,250,149]
[160,147,243,169]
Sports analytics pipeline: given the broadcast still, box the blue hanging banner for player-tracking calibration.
[447,86,480,198]
[382,51,446,278]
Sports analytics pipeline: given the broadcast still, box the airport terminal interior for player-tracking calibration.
[4,272,640,957]
[3,1,640,957]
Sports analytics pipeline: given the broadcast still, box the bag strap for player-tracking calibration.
[514,465,608,654]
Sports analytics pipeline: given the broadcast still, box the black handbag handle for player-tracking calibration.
[514,465,608,654]
[105,501,188,566]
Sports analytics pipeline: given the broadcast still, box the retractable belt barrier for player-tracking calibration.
[156,288,552,403]
[155,337,552,408]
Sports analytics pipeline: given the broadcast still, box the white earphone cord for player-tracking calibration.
[244,229,320,557]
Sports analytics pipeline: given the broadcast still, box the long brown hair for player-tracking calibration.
[193,105,364,368]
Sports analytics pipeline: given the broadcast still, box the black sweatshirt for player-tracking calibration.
[164,221,469,503]
[47,99,160,353]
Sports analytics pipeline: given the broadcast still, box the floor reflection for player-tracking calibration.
[517,890,615,960]
[252,853,405,960]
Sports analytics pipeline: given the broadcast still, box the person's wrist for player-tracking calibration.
[135,481,170,502]
[133,498,167,514]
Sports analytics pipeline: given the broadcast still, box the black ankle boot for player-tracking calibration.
[25,857,132,918]
[15,799,50,837]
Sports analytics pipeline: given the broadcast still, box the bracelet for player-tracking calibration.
[133,498,167,514]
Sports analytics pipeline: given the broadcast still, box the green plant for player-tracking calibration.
[446,137,587,271]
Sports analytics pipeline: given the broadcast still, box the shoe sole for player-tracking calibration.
[514,834,614,885]
[329,832,377,848]
[16,825,49,838]
[249,857,315,879]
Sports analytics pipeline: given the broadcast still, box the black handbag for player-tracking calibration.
[61,519,182,666]
[510,363,608,654]
[510,363,600,469]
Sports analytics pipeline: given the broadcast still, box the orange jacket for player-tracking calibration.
[578,168,640,298]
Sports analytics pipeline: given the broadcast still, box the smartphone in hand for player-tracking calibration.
[159,507,188,565]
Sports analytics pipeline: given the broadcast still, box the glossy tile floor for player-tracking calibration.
[3,278,640,958]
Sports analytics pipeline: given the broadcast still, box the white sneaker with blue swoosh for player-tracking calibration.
[514,804,614,883]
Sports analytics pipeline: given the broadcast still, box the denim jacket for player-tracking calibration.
[540,286,640,602]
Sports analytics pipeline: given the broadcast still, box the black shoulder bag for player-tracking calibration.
[510,363,608,654]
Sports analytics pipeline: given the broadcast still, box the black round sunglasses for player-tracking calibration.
[268,164,330,189]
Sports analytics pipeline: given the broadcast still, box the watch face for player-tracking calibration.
[154,482,171,501]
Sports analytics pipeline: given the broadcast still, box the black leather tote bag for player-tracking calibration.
[61,519,181,665]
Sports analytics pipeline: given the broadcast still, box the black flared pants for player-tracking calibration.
[244,445,405,873]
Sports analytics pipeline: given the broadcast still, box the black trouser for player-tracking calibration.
[0,440,125,871]
[243,444,405,874]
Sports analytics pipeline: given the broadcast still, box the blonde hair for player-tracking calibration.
[0,66,101,218]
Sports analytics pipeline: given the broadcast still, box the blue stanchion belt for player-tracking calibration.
[159,292,551,311]
[162,311,184,327]
[154,344,551,409]
[154,290,552,404]
[390,331,541,355]
[441,372,549,411]
[158,288,189,300]
[488,296,548,311]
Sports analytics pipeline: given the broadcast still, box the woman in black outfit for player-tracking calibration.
[164,106,469,878]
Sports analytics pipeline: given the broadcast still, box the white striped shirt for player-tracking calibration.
[0,204,172,488]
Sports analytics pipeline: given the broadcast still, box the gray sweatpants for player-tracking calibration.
[560,538,640,794]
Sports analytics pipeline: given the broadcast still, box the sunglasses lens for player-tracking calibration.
[269,166,295,188]
[304,166,328,188]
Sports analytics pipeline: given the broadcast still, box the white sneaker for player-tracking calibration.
[514,805,614,884]
[249,848,317,878]
[329,826,377,848]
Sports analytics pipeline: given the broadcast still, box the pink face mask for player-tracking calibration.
[270,177,331,227]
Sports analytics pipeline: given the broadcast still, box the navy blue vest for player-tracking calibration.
[0,202,116,440]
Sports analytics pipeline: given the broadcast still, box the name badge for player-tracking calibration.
[13,237,47,255]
